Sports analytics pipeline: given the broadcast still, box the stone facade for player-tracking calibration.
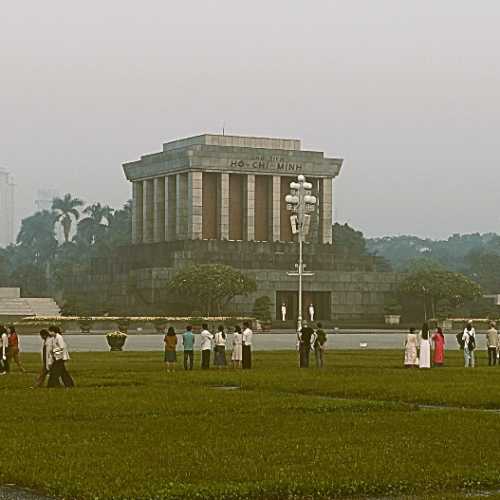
[123,134,343,245]
[68,240,400,321]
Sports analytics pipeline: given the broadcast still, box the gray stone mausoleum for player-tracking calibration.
[73,134,400,320]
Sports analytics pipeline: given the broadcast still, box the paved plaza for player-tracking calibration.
[18,332,466,353]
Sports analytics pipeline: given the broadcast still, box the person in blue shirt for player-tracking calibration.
[182,325,195,370]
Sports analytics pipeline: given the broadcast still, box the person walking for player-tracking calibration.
[214,325,227,369]
[200,323,213,370]
[47,326,74,388]
[242,321,253,369]
[431,327,445,367]
[182,325,195,370]
[7,325,26,373]
[32,329,50,388]
[462,321,476,368]
[163,327,178,372]
[298,321,313,368]
[486,321,498,367]
[313,322,327,368]
[404,327,419,368]
[0,325,9,375]
[419,323,431,369]
[231,325,243,369]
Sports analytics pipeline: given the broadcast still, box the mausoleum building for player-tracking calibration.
[123,134,342,246]
[68,134,400,321]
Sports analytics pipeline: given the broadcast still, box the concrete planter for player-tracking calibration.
[384,315,401,326]
[106,334,127,351]
[439,319,453,330]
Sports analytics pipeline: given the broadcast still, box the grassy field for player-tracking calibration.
[2,350,500,499]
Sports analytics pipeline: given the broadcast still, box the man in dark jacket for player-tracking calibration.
[298,321,314,368]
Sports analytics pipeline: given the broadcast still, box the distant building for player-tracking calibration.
[35,188,59,212]
[0,168,15,247]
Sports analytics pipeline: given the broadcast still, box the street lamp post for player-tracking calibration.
[285,175,317,332]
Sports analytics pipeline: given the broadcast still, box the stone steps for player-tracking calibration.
[0,298,60,318]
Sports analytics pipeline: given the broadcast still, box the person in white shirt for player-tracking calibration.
[200,323,213,370]
[231,325,243,368]
[486,321,498,366]
[47,326,74,387]
[214,325,227,369]
[0,325,8,375]
[242,321,253,369]
[462,321,476,368]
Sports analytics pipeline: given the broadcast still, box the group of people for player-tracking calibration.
[404,320,500,369]
[297,321,328,368]
[36,326,74,387]
[404,323,444,368]
[163,321,254,371]
[0,324,25,375]
[0,324,74,387]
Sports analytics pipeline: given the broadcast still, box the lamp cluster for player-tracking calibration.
[285,174,317,236]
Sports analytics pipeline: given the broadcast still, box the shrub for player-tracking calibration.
[253,296,272,322]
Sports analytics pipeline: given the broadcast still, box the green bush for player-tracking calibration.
[252,296,272,322]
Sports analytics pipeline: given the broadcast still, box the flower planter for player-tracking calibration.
[106,333,127,351]
[439,319,453,330]
[384,315,401,326]
[261,321,272,332]
[79,321,92,333]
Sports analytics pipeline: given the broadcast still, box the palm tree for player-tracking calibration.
[77,203,114,245]
[16,210,58,263]
[52,194,84,243]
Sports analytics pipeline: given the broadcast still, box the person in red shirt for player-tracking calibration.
[7,325,26,373]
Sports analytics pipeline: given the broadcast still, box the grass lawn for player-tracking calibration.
[2,349,500,499]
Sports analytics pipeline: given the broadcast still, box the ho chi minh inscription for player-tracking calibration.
[229,156,303,173]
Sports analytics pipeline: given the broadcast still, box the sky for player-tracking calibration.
[1,0,499,239]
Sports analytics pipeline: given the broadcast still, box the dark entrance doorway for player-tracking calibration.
[276,291,331,321]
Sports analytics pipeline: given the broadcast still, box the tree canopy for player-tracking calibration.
[166,264,257,316]
[398,266,482,318]
[0,196,132,305]
[52,194,84,243]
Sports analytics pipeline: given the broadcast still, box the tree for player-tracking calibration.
[0,249,12,286]
[166,264,257,315]
[253,296,272,322]
[52,194,84,243]
[464,250,500,294]
[16,210,58,264]
[105,200,132,246]
[398,266,482,319]
[332,223,367,257]
[76,203,114,246]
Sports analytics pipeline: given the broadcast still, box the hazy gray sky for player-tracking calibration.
[2,1,499,239]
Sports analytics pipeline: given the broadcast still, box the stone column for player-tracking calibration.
[153,177,166,242]
[165,175,176,241]
[218,173,229,239]
[142,179,154,243]
[175,173,188,240]
[132,181,143,244]
[244,174,255,241]
[320,177,333,244]
[188,171,203,239]
[270,176,281,241]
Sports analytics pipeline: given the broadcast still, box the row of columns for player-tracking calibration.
[132,172,333,244]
